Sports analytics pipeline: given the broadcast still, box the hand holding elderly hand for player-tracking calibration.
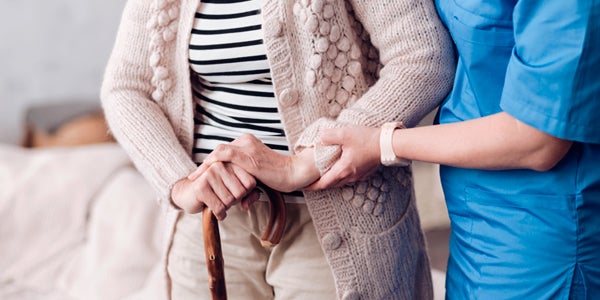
[306,125,382,190]
[188,133,320,193]
[171,162,259,220]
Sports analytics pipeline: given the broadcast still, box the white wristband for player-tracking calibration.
[379,122,411,167]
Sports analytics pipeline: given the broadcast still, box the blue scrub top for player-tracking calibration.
[435,0,600,298]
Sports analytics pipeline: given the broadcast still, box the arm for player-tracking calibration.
[100,0,197,206]
[392,112,572,171]
[310,112,572,189]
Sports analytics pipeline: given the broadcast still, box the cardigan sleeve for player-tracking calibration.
[294,0,456,173]
[100,0,196,209]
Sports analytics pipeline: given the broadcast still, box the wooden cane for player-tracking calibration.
[202,183,287,300]
[202,206,227,300]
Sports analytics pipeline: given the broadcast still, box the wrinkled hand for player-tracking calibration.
[306,126,381,190]
[188,134,319,193]
[171,162,259,220]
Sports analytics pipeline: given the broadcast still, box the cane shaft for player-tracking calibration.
[201,184,286,299]
[202,207,227,300]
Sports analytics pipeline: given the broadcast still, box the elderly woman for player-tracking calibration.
[101,0,455,299]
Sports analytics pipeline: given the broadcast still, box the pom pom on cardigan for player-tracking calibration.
[148,0,180,102]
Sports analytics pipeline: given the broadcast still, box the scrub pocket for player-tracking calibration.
[446,3,514,116]
[455,187,578,299]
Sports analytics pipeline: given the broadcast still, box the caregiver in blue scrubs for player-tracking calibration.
[311,1,600,298]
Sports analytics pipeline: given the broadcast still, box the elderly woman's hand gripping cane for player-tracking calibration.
[172,162,287,299]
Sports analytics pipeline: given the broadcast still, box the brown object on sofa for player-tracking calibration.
[23,102,115,148]
[25,113,115,148]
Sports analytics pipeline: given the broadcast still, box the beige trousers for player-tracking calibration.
[167,200,337,300]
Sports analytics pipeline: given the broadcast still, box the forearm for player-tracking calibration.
[101,0,197,203]
[394,112,572,171]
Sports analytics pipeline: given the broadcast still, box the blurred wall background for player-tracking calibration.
[0,0,125,144]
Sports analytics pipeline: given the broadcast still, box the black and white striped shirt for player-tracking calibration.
[189,0,302,200]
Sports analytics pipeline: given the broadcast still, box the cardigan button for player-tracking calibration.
[321,232,343,250]
[278,89,299,107]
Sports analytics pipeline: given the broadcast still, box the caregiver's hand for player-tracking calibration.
[171,162,258,220]
[188,134,320,193]
[306,125,382,190]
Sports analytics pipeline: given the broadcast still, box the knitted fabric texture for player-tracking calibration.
[101,0,455,299]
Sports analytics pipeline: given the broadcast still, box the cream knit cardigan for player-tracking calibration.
[101,0,455,299]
